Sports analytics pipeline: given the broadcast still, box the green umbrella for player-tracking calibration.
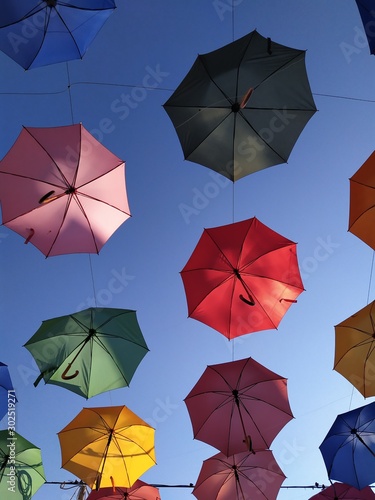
[0,431,46,500]
[24,308,149,399]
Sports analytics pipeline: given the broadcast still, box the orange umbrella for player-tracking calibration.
[58,406,156,490]
[349,150,375,250]
[334,300,375,398]
[86,480,161,499]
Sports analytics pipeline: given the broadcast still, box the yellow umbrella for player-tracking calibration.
[57,405,156,489]
[334,301,375,398]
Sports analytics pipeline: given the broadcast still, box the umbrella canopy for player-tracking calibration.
[0,124,131,257]
[319,401,375,490]
[349,149,375,250]
[309,482,375,500]
[354,1,375,55]
[334,300,375,398]
[0,1,116,70]
[184,357,293,456]
[180,217,304,339]
[58,405,156,490]
[163,29,316,181]
[192,449,286,500]
[87,480,161,499]
[24,307,149,399]
[0,430,46,499]
[0,362,16,421]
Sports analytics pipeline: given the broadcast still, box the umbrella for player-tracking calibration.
[309,482,375,499]
[184,357,293,456]
[0,124,131,257]
[349,149,375,250]
[58,405,156,490]
[163,29,316,181]
[319,401,375,490]
[334,300,375,398]
[192,449,286,500]
[180,216,304,339]
[0,362,16,421]
[354,1,375,56]
[0,430,46,499]
[0,1,116,70]
[24,307,149,399]
[87,479,161,499]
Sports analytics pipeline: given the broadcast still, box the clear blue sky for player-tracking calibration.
[1,1,375,499]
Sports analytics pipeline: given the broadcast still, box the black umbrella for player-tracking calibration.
[164,30,316,181]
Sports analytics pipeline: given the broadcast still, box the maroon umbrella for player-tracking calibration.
[87,480,161,499]
[184,357,293,456]
[192,450,285,500]
[309,482,375,499]
[180,217,304,339]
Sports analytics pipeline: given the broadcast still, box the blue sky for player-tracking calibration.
[1,1,375,499]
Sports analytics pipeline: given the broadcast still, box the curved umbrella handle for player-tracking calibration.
[239,294,255,306]
[24,228,35,244]
[279,298,297,303]
[61,363,79,380]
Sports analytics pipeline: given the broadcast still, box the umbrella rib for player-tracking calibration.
[23,127,72,187]
[0,5,44,28]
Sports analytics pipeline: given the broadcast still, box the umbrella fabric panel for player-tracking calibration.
[309,482,375,499]
[349,150,375,251]
[192,450,286,500]
[0,1,116,69]
[0,362,16,421]
[355,1,375,55]
[24,308,149,398]
[87,480,161,499]
[334,301,375,397]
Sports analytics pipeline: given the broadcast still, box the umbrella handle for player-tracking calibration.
[239,294,255,306]
[61,363,79,380]
[24,228,35,244]
[279,298,297,303]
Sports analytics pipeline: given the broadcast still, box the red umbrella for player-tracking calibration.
[184,357,293,456]
[87,480,161,499]
[309,482,375,499]
[192,450,286,500]
[0,124,130,257]
[180,217,304,339]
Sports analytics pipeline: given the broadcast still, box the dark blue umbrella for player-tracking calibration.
[0,362,16,421]
[0,0,116,70]
[355,1,375,55]
[319,402,375,490]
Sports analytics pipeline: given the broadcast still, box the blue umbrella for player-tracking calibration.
[355,1,375,55]
[0,1,116,70]
[319,402,375,490]
[0,362,16,421]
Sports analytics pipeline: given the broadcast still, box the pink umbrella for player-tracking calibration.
[309,483,375,499]
[192,450,286,500]
[184,357,293,456]
[0,124,131,257]
[87,480,161,499]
